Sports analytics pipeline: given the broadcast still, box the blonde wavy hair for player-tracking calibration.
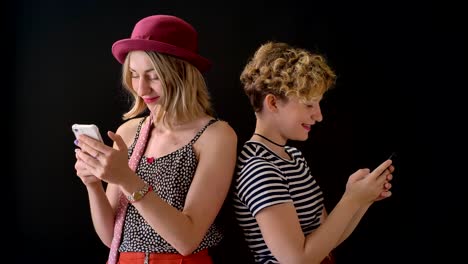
[121,51,213,127]
[240,41,336,112]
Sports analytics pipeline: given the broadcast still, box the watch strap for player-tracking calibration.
[127,183,152,203]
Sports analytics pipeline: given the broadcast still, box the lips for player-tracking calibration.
[143,96,159,103]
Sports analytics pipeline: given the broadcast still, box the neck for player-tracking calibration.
[253,133,286,148]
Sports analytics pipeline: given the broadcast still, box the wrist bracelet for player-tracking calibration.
[127,183,153,203]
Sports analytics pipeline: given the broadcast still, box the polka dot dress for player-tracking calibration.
[119,118,223,253]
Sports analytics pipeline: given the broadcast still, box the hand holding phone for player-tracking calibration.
[72,124,104,143]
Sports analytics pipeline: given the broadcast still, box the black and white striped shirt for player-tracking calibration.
[233,141,324,263]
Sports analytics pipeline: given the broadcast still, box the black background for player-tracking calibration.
[5,0,466,263]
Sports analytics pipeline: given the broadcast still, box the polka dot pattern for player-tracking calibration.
[118,117,223,253]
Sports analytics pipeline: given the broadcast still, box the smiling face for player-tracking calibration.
[120,50,214,126]
[128,51,163,110]
[275,96,323,141]
[241,42,336,144]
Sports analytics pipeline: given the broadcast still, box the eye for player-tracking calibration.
[149,74,159,81]
[130,72,139,79]
[304,98,322,108]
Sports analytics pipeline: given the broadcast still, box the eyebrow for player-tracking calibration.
[129,68,155,73]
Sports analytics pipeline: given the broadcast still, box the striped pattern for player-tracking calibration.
[233,141,324,263]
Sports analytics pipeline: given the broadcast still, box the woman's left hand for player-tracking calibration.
[375,165,394,201]
[75,131,134,186]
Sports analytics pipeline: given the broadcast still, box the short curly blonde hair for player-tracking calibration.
[240,41,336,112]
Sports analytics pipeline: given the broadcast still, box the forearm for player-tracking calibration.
[335,204,371,246]
[120,176,208,256]
[86,183,116,248]
[303,196,362,263]
[131,192,205,255]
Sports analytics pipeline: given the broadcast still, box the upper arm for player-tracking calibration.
[182,121,238,234]
[320,206,328,224]
[237,159,307,264]
[105,117,144,212]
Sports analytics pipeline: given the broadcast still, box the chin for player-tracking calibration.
[293,134,309,141]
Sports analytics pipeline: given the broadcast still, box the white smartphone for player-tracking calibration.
[72,124,104,142]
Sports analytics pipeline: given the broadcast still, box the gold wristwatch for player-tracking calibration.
[127,183,152,203]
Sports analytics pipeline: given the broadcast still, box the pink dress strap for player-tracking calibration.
[107,115,153,264]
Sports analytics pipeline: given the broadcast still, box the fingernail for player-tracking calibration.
[74,139,79,146]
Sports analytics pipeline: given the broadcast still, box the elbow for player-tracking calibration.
[291,258,317,264]
[276,252,308,264]
[296,255,329,264]
[101,234,114,249]
[172,236,204,256]
[98,233,113,249]
[277,250,322,264]
[178,249,195,257]
[172,216,209,256]
[291,258,321,264]
[174,243,199,256]
[103,241,111,249]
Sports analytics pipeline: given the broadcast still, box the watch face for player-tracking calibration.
[133,192,143,201]
[128,184,150,202]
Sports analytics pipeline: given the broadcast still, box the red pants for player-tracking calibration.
[116,249,213,264]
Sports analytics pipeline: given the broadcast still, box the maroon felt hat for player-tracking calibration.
[112,15,212,72]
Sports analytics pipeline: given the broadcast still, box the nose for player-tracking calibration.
[135,76,151,96]
[313,105,323,122]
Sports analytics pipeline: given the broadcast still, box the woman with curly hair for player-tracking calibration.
[232,41,394,264]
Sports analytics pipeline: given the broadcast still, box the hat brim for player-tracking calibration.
[112,39,212,73]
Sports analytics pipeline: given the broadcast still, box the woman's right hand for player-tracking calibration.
[74,149,101,186]
[344,160,392,205]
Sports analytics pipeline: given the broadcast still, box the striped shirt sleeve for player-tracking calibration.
[236,158,293,216]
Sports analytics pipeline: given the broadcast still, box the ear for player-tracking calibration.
[264,94,279,113]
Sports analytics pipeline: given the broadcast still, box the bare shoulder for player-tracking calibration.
[194,119,237,151]
[204,119,237,143]
[194,119,237,164]
[115,117,146,146]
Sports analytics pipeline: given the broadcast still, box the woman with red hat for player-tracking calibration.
[73,15,237,264]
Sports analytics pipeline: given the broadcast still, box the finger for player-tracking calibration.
[384,182,392,190]
[76,149,100,168]
[78,143,101,159]
[371,160,393,179]
[76,137,105,158]
[108,131,127,151]
[350,168,370,181]
[386,173,393,181]
[78,134,111,155]
[380,190,392,198]
[75,149,81,159]
[379,168,390,179]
